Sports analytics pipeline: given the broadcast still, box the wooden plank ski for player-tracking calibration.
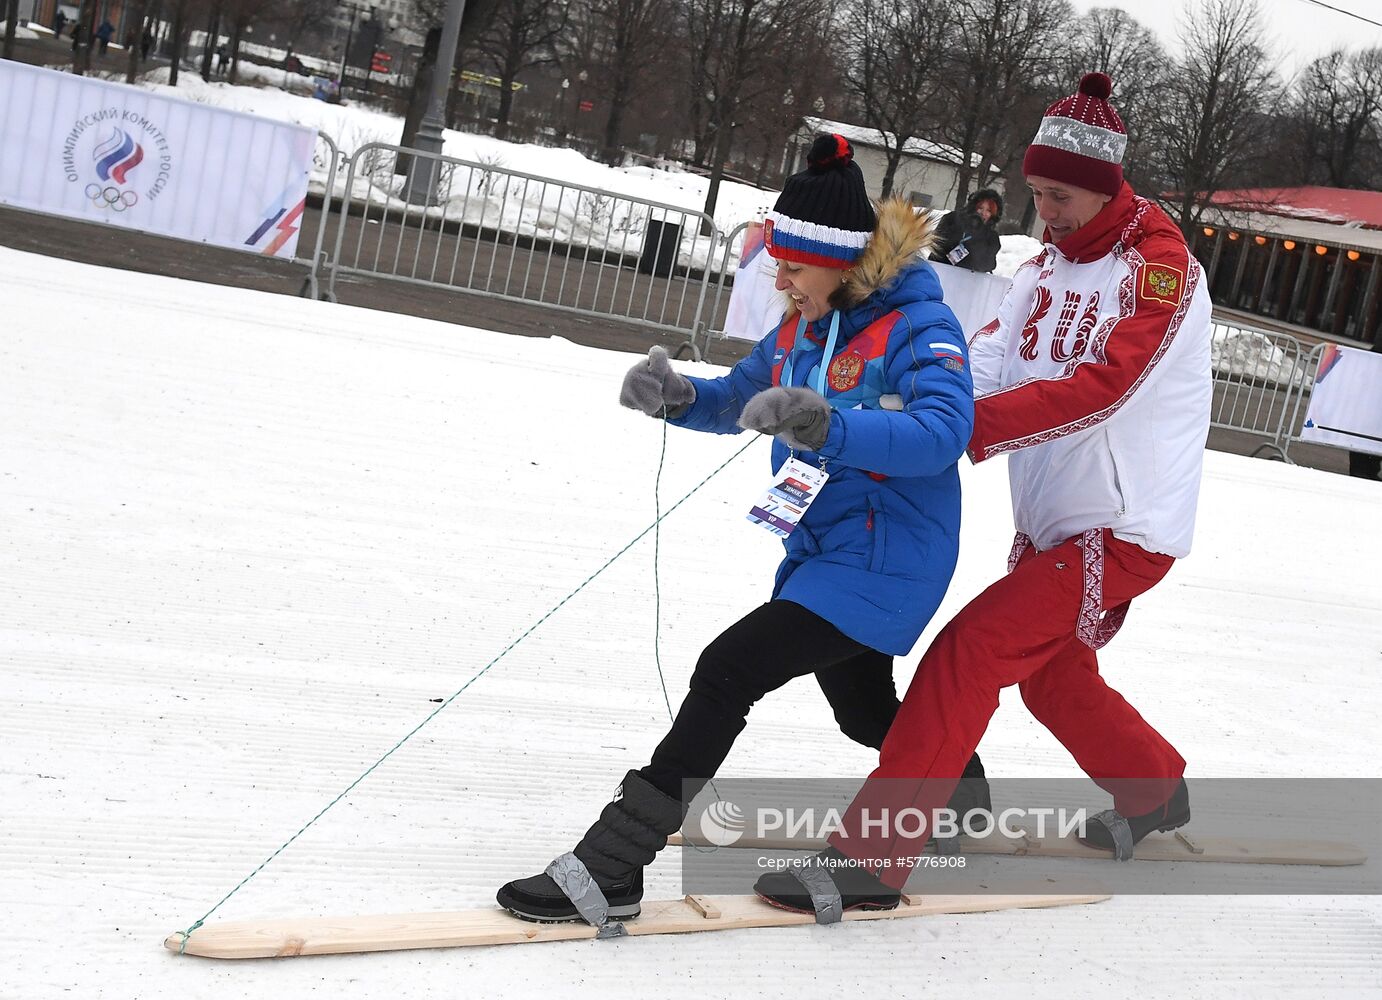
[165,892,1109,959]
[666,829,1366,866]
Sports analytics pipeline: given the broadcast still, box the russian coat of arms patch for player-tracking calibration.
[828,352,865,391]
[1140,263,1184,304]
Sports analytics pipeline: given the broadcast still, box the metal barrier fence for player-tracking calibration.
[1282,342,1326,462]
[322,142,725,347]
[298,130,340,300]
[1207,322,1322,460]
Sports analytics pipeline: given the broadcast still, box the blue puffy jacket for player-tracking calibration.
[673,204,974,653]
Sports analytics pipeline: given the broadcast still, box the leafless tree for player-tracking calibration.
[474,0,569,138]
[262,0,338,55]
[1139,0,1280,237]
[730,15,843,186]
[1289,47,1382,188]
[934,0,1074,203]
[839,0,953,198]
[1065,6,1168,188]
[584,0,669,158]
[682,0,832,220]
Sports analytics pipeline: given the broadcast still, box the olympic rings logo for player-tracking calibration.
[85,183,138,212]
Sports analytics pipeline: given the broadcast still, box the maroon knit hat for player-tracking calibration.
[1022,72,1127,196]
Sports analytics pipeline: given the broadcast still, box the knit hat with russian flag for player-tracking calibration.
[1022,72,1127,196]
[764,133,877,269]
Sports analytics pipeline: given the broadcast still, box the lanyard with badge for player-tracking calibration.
[746,311,840,538]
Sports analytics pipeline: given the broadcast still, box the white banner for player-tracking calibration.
[927,260,1012,338]
[722,222,1013,344]
[1300,345,1382,457]
[723,222,783,341]
[0,60,316,258]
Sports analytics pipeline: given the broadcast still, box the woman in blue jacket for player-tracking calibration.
[497,135,979,924]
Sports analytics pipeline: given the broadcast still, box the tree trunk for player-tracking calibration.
[2,0,20,62]
[603,77,630,163]
[71,0,91,75]
[396,29,439,175]
[227,17,242,84]
[168,0,186,85]
[200,3,219,82]
[125,0,147,82]
[604,37,640,162]
[701,106,735,227]
[82,0,96,72]
[880,143,904,200]
[495,74,516,140]
[603,103,627,165]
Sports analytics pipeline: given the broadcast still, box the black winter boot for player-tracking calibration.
[1079,778,1190,860]
[935,752,993,851]
[753,846,900,918]
[496,770,687,923]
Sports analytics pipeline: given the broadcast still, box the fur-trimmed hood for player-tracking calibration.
[838,198,939,309]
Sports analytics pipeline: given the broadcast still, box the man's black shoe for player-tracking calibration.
[1079,778,1191,859]
[753,846,900,915]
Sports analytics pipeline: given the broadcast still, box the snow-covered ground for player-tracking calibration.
[3,243,1381,999]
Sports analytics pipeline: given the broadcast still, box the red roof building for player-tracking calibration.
[1191,186,1382,345]
[1204,187,1382,230]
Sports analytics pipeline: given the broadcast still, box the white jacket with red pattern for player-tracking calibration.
[967,184,1212,557]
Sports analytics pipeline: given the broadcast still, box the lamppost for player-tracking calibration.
[403,0,466,205]
[557,77,569,142]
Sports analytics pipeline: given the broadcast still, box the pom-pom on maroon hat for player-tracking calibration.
[1022,72,1127,196]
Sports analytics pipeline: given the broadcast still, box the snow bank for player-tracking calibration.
[1210,323,1315,390]
[996,234,1044,278]
[0,21,41,38]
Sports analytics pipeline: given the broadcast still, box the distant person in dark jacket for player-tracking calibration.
[930,187,1004,274]
[95,18,114,54]
[53,10,67,38]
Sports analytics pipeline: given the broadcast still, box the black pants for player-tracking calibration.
[641,600,900,802]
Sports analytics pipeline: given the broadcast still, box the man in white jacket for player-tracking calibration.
[755,72,1213,915]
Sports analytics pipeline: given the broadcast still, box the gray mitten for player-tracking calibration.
[739,386,832,451]
[620,346,696,418]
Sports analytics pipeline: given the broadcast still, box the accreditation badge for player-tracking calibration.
[746,457,829,538]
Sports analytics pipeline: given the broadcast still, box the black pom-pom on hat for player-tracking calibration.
[1078,72,1113,100]
[806,133,854,173]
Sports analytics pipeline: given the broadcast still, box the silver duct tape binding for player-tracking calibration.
[1090,810,1135,861]
[790,863,844,925]
[1032,115,1128,164]
[545,852,629,939]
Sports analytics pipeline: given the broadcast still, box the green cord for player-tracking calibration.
[177,430,758,946]
[652,411,675,721]
[653,410,722,810]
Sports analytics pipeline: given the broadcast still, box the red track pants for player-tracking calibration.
[830,529,1185,889]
